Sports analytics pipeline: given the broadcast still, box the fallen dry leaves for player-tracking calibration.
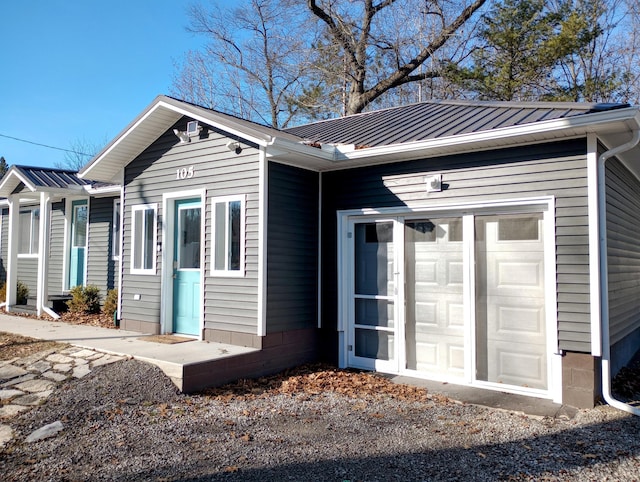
[202,363,442,403]
[0,332,66,361]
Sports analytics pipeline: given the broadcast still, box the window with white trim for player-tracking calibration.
[211,195,245,276]
[130,204,157,274]
[18,206,39,255]
[112,199,121,261]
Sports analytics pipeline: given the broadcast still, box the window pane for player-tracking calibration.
[229,201,241,270]
[178,207,201,269]
[73,206,87,247]
[32,209,39,254]
[133,209,143,269]
[18,211,30,254]
[498,215,540,241]
[144,208,154,270]
[113,201,121,258]
[214,202,226,270]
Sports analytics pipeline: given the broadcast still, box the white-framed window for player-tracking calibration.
[211,195,245,276]
[130,203,157,274]
[18,206,39,256]
[112,199,121,261]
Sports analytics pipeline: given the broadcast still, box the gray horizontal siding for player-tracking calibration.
[606,158,640,345]
[321,139,591,354]
[16,257,37,300]
[87,196,118,293]
[266,162,319,333]
[122,118,261,334]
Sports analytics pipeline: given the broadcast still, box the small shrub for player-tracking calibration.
[0,281,30,304]
[103,288,118,318]
[67,284,101,314]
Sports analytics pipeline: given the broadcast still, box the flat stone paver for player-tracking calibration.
[46,354,75,364]
[90,355,125,368]
[42,371,68,382]
[2,373,36,387]
[0,365,28,380]
[14,379,56,393]
[70,349,99,358]
[0,424,13,448]
[0,404,30,418]
[0,389,25,400]
[72,365,91,379]
[13,393,49,406]
[27,360,52,373]
[53,363,72,373]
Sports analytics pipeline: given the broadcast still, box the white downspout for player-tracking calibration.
[598,129,640,416]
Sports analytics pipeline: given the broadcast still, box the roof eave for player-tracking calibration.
[323,106,640,170]
[79,96,278,183]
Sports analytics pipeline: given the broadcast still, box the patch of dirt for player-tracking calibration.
[0,333,66,361]
[6,309,116,330]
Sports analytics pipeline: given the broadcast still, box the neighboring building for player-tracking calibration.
[3,96,640,409]
[0,166,119,316]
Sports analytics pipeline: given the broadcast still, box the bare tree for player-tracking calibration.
[55,137,104,172]
[305,0,487,115]
[173,0,311,128]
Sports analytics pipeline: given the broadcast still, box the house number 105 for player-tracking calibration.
[176,166,195,180]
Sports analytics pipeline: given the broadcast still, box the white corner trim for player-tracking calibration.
[257,148,267,337]
[586,134,602,356]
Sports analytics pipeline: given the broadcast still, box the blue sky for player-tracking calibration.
[0,1,205,169]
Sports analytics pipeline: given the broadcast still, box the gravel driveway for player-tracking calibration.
[2,359,640,481]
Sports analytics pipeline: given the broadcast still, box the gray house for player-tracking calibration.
[0,166,119,316]
[5,95,640,410]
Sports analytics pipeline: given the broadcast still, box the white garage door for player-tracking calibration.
[475,214,548,390]
[405,218,465,380]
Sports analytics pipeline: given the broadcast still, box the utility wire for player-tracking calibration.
[0,133,93,157]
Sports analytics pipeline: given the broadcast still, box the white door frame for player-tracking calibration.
[160,189,206,337]
[337,196,561,402]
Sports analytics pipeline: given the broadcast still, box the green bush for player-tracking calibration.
[0,280,30,305]
[103,288,118,318]
[67,284,102,314]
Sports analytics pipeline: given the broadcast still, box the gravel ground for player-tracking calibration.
[2,359,640,481]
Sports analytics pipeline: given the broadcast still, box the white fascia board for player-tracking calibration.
[0,168,36,197]
[156,99,274,147]
[80,97,276,182]
[83,184,122,196]
[79,101,178,180]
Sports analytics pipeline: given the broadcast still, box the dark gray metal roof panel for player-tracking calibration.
[15,166,92,189]
[284,100,631,147]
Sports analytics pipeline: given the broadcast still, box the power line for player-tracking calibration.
[0,133,93,157]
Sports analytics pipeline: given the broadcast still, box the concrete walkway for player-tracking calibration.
[0,313,258,388]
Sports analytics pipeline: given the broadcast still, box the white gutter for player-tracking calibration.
[597,128,640,416]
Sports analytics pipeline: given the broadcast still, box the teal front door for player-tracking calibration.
[173,198,201,335]
[69,200,88,288]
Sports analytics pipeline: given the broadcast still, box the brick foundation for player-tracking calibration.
[562,352,601,408]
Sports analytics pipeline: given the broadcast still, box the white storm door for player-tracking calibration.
[349,220,400,372]
[474,213,548,391]
[405,217,465,381]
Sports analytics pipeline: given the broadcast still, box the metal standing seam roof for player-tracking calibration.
[14,166,92,189]
[283,100,632,148]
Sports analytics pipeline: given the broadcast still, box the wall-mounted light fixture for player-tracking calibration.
[226,140,242,154]
[426,174,442,192]
[173,129,190,143]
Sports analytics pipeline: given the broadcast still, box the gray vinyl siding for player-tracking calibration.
[266,162,319,333]
[16,258,37,300]
[87,196,118,292]
[605,157,640,345]
[47,201,65,295]
[321,139,592,355]
[122,118,261,333]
